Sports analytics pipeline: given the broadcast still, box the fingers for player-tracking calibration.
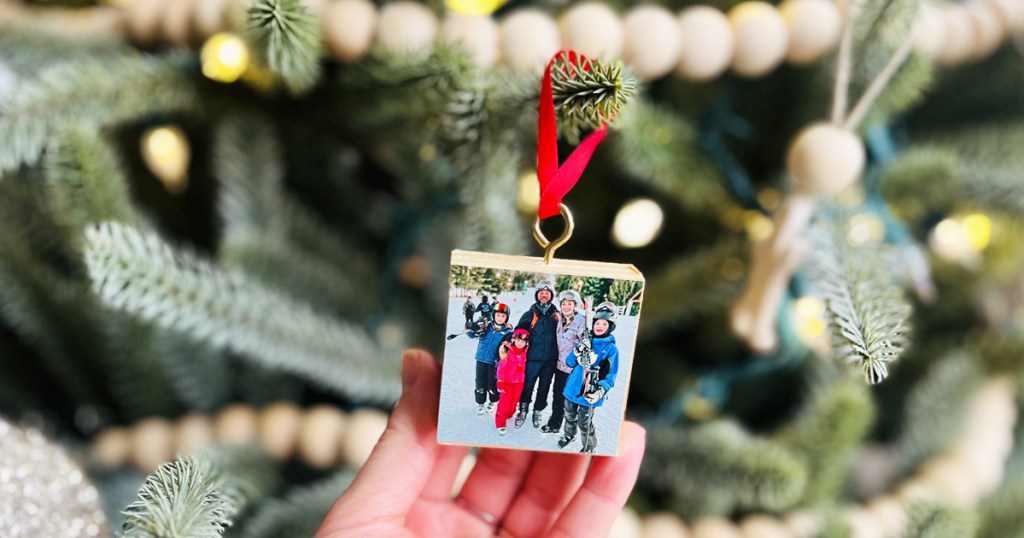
[455,448,535,527]
[316,349,442,536]
[546,422,646,538]
[499,452,590,538]
[420,443,470,500]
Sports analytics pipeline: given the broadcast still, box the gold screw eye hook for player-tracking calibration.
[533,203,575,264]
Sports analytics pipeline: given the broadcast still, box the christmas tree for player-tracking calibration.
[1,0,1023,536]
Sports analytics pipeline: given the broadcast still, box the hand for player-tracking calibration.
[316,349,646,538]
[584,388,605,405]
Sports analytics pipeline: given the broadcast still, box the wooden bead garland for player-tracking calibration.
[500,8,561,71]
[214,402,258,445]
[129,417,175,473]
[622,5,682,80]
[174,412,214,456]
[640,512,689,538]
[779,0,842,66]
[323,0,378,63]
[560,2,624,60]
[338,408,389,467]
[727,2,789,78]
[441,14,499,69]
[376,1,438,55]
[299,405,348,470]
[257,401,303,460]
[676,6,735,82]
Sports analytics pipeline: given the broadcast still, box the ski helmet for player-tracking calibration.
[557,289,582,308]
[493,303,510,321]
[592,301,618,334]
[512,328,531,342]
[534,280,555,303]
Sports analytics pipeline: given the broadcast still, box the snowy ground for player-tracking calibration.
[437,292,637,456]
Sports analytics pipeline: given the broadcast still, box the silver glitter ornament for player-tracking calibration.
[0,417,111,537]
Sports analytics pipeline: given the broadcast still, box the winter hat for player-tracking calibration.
[592,302,618,335]
[557,289,582,307]
[534,280,555,303]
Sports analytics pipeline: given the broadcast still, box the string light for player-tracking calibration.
[200,33,250,83]
[792,295,828,351]
[612,198,664,248]
[847,213,885,246]
[445,0,508,16]
[140,125,190,193]
[516,171,540,213]
[743,210,774,241]
[962,213,992,251]
[930,212,993,264]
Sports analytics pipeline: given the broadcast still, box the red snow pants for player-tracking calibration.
[496,381,524,428]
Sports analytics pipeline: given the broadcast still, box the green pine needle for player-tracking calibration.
[804,211,913,384]
[247,0,323,96]
[903,501,978,538]
[550,53,636,144]
[0,52,197,175]
[83,221,400,402]
[243,470,355,538]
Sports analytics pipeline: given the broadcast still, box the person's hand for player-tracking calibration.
[584,387,605,405]
[315,349,645,538]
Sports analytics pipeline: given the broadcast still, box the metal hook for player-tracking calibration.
[533,203,575,264]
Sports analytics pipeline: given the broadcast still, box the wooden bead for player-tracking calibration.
[162,0,198,45]
[339,408,388,467]
[174,413,214,456]
[641,512,689,538]
[376,1,438,55]
[441,14,500,69]
[934,4,976,66]
[843,508,884,538]
[258,402,303,460]
[193,0,234,40]
[916,455,983,506]
[739,515,793,538]
[500,8,561,72]
[324,0,378,63]
[560,2,624,59]
[92,427,131,468]
[786,123,865,195]
[691,517,741,538]
[986,0,1024,33]
[215,403,258,445]
[130,417,174,473]
[610,506,643,538]
[968,1,1007,60]
[728,2,789,78]
[623,5,682,80]
[779,0,841,65]
[781,510,822,538]
[676,6,734,81]
[125,0,166,45]
[298,405,347,469]
[300,0,328,15]
[913,3,946,57]
[865,496,907,537]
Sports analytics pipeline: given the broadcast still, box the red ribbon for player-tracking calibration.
[536,51,609,220]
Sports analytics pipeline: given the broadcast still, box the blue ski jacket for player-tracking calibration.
[469,323,512,365]
[563,334,619,407]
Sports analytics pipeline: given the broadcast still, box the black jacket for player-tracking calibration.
[516,303,559,364]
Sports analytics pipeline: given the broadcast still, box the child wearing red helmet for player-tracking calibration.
[495,328,530,435]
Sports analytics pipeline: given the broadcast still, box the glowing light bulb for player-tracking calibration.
[743,210,774,241]
[847,213,885,246]
[962,213,992,251]
[445,0,508,16]
[140,125,190,193]
[516,171,540,214]
[792,295,828,351]
[612,198,664,248]
[201,33,250,83]
[930,216,978,264]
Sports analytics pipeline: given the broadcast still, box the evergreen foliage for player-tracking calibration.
[242,470,356,538]
[903,501,978,538]
[246,0,323,96]
[549,51,636,143]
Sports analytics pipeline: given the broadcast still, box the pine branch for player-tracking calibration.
[121,446,277,538]
[643,421,808,519]
[893,351,981,477]
[550,53,636,144]
[804,212,913,384]
[0,51,197,174]
[246,0,322,96]
[0,27,123,77]
[83,221,401,402]
[902,501,978,538]
[243,470,355,538]
[611,100,732,214]
[880,146,959,226]
[789,378,875,505]
[977,476,1024,538]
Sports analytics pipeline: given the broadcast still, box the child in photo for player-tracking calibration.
[558,302,620,454]
[495,328,530,436]
[542,289,586,434]
[467,303,513,414]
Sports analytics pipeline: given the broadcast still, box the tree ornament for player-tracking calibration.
[622,5,682,80]
[779,0,842,65]
[786,123,865,196]
[200,32,251,83]
[0,418,110,537]
[934,3,976,66]
[323,0,377,63]
[967,0,1007,60]
[500,9,560,71]
[676,6,735,81]
[376,1,438,55]
[441,14,500,69]
[560,2,624,59]
[727,1,789,78]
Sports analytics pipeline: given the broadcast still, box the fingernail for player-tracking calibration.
[401,349,421,390]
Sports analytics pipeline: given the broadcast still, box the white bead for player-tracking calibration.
[441,14,500,69]
[298,405,347,469]
[916,455,984,506]
[193,0,234,40]
[174,413,214,456]
[782,510,822,538]
[786,123,865,195]
[258,402,303,460]
[986,0,1024,33]
[728,2,789,78]
[324,0,378,63]
[641,512,689,538]
[968,0,1007,60]
[779,0,841,65]
[500,8,561,72]
[339,408,388,467]
[162,0,198,45]
[376,1,438,55]
[92,427,131,468]
[691,517,741,538]
[215,403,258,445]
[125,0,166,45]
[844,508,885,538]
[739,515,793,538]
[934,4,976,66]
[300,0,328,15]
[622,5,683,80]
[865,496,907,537]
[130,417,175,473]
[913,3,946,57]
[676,6,734,81]
[560,2,625,59]
[610,506,643,538]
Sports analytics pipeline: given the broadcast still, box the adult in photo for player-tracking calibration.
[462,296,476,326]
[559,302,620,454]
[542,289,585,434]
[466,303,512,414]
[514,280,559,429]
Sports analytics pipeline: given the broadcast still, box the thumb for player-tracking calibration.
[316,349,441,535]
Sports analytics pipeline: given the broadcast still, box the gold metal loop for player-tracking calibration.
[532,203,574,264]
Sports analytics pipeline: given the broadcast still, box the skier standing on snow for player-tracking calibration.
[463,296,476,326]
[514,280,559,429]
[495,328,530,436]
[558,302,620,454]
[466,303,513,415]
[542,289,585,434]
[476,295,493,323]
